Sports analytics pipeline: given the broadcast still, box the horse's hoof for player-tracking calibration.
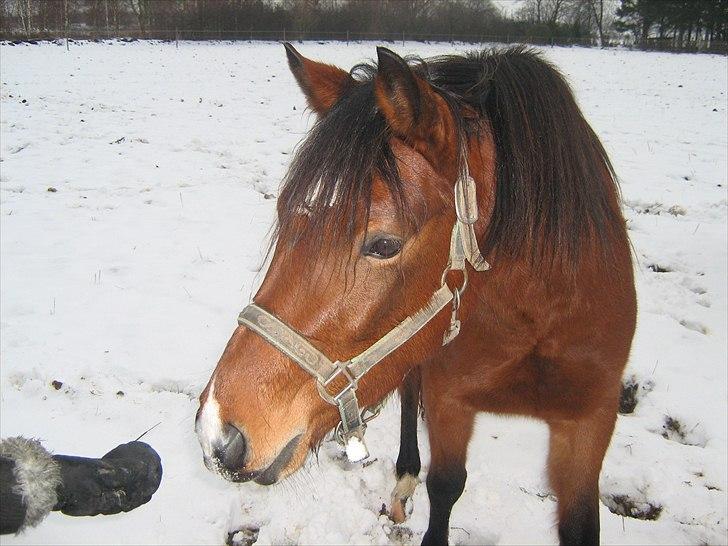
[389,495,408,523]
[388,473,419,523]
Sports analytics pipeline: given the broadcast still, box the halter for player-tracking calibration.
[237,165,489,462]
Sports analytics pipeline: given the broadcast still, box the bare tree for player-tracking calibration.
[127,0,150,34]
[546,0,567,24]
[16,0,32,35]
[588,0,605,45]
[569,0,618,46]
[519,0,568,25]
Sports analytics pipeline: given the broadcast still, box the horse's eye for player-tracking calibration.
[364,237,403,259]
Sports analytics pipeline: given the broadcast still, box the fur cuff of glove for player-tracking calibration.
[0,437,61,532]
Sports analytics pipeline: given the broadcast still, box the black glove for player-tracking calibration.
[53,441,163,516]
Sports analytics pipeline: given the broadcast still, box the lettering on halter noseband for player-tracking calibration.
[237,164,489,462]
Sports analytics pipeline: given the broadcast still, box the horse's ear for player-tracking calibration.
[284,42,353,115]
[374,47,455,163]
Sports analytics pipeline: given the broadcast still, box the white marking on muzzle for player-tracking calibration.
[196,378,224,461]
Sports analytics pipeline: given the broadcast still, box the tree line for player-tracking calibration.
[0,0,725,52]
[615,0,727,48]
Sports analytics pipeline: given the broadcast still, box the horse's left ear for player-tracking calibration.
[374,47,456,166]
[284,42,353,115]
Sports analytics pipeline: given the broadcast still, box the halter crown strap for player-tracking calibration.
[348,283,453,377]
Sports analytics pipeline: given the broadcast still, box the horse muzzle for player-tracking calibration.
[201,425,302,486]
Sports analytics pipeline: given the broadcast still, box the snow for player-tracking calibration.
[0,40,725,545]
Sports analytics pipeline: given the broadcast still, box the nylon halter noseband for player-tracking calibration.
[237,164,489,462]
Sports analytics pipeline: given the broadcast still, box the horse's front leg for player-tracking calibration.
[390,367,422,523]
[421,369,476,546]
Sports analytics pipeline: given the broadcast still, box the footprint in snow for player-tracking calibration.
[600,493,663,521]
[681,277,707,295]
[655,415,708,447]
[226,525,259,546]
[8,143,30,154]
[647,263,673,273]
[695,297,711,308]
[619,374,655,415]
[383,524,413,545]
[678,318,708,335]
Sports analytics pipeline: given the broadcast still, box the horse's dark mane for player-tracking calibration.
[277,45,625,269]
[276,68,405,252]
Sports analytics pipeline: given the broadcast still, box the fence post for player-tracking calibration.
[402,31,404,46]
[64,0,69,50]
[346,29,349,45]
[283,28,286,42]
[175,27,178,49]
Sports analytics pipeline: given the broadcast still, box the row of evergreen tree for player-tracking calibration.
[615,0,727,47]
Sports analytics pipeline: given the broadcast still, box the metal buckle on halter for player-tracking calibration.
[316,360,358,405]
[331,404,382,444]
[331,401,384,462]
[441,265,468,346]
[315,362,372,461]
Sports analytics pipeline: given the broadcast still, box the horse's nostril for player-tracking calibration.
[213,423,248,472]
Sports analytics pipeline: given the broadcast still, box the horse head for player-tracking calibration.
[195,45,494,484]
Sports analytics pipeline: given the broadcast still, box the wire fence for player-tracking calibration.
[2,28,726,54]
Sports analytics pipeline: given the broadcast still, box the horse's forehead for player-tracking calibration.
[390,139,437,179]
[370,140,444,214]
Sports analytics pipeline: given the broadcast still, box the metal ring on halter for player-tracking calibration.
[333,421,345,444]
[440,265,469,297]
[452,285,461,312]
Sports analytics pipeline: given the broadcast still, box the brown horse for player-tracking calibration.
[196,44,636,546]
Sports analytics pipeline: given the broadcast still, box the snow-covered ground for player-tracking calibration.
[0,40,725,545]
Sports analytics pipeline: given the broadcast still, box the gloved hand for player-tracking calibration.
[1,437,163,535]
[53,441,163,516]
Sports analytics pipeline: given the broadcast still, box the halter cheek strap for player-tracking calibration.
[451,172,489,272]
[237,165,489,462]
